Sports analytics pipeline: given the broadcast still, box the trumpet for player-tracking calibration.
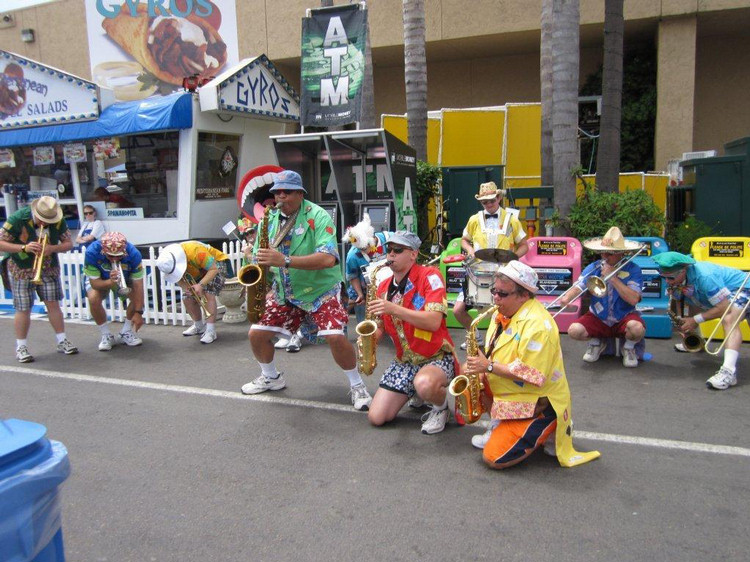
[31,225,47,285]
[111,261,131,297]
[704,270,750,356]
[184,273,212,319]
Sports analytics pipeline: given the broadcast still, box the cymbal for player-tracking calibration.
[474,248,518,264]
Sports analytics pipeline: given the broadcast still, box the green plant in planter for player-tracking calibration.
[415,161,442,257]
[665,216,721,255]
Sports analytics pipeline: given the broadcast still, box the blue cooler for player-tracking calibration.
[0,419,70,562]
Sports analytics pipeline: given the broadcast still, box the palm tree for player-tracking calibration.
[402,0,428,161]
[551,0,580,229]
[540,0,554,187]
[595,0,624,193]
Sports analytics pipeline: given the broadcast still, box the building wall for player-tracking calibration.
[1,0,749,170]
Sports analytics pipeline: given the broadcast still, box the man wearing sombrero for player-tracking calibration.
[0,195,78,362]
[454,181,528,348]
[559,226,646,367]
[652,251,750,390]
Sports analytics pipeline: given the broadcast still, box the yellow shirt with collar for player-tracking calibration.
[463,208,525,251]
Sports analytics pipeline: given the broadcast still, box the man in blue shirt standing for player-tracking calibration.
[559,226,646,368]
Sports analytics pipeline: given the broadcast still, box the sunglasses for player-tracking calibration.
[273,189,297,196]
[386,246,408,255]
[83,211,95,215]
[490,288,514,298]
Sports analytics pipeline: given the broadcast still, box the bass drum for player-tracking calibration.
[464,258,498,308]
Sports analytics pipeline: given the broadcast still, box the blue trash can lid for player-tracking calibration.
[0,419,47,467]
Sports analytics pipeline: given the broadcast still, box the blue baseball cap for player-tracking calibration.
[269,170,307,193]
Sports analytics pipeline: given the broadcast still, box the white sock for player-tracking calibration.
[55,333,66,344]
[205,323,216,334]
[194,320,206,330]
[99,323,111,336]
[436,393,448,411]
[722,349,739,372]
[259,361,279,378]
[122,319,133,333]
[16,339,27,350]
[589,338,601,346]
[623,340,636,350]
[344,368,364,387]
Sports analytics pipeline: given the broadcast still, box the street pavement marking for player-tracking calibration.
[3,364,750,458]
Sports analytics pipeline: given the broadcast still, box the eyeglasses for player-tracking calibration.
[490,288,514,298]
[273,189,297,196]
[83,211,95,215]
[386,246,408,255]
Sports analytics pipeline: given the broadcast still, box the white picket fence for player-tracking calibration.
[1,240,246,326]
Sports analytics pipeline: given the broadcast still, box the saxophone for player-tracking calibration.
[355,261,391,376]
[667,291,704,352]
[449,305,499,424]
[238,204,273,323]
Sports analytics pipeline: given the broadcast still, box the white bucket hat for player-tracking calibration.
[497,260,539,294]
[155,243,187,284]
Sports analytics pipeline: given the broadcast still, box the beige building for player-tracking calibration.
[1,0,748,170]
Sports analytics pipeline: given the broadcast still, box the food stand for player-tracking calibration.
[0,51,299,245]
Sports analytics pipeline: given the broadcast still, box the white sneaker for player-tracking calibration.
[350,383,372,411]
[98,333,116,351]
[274,336,290,349]
[285,333,302,353]
[408,395,425,409]
[200,330,217,344]
[56,339,78,355]
[674,342,688,353]
[582,342,603,363]
[183,324,206,337]
[622,347,638,368]
[16,345,34,363]
[471,419,500,449]
[241,373,286,395]
[117,331,143,347]
[706,366,737,390]
[421,407,449,435]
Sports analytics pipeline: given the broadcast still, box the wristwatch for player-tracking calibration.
[284,255,292,269]
[134,309,144,315]
[486,361,494,373]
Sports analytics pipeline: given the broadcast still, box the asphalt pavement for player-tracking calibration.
[0,313,748,562]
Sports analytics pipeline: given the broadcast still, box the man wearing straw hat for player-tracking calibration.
[652,251,750,390]
[559,226,646,368]
[0,195,78,362]
[464,260,600,468]
[454,181,528,348]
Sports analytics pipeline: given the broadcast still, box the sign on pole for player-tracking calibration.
[300,4,367,127]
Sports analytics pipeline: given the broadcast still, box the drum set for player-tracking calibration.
[463,248,518,307]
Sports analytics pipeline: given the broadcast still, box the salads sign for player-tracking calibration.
[0,51,100,130]
[85,0,239,102]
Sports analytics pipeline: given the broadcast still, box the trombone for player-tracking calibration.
[544,245,646,318]
[31,225,48,285]
[704,270,750,356]
[184,273,213,319]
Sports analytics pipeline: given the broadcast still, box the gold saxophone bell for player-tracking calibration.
[449,305,498,424]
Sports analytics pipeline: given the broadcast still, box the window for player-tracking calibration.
[195,132,240,200]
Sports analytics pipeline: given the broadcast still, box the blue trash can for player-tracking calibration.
[0,419,71,562]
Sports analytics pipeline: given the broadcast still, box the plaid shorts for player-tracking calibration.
[379,353,456,398]
[184,260,229,299]
[12,274,63,311]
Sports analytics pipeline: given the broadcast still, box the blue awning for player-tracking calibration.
[0,92,193,148]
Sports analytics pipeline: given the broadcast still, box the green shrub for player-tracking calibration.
[415,161,442,257]
[665,216,720,255]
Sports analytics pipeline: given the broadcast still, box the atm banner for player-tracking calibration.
[300,5,366,127]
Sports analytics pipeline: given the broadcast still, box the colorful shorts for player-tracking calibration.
[483,405,557,467]
[574,311,645,339]
[379,353,456,398]
[253,292,349,337]
[12,274,63,311]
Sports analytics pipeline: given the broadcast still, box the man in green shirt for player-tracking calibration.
[0,196,78,362]
[240,170,372,411]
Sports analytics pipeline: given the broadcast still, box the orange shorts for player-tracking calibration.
[483,407,557,468]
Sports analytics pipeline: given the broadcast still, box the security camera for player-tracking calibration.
[2,15,12,23]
